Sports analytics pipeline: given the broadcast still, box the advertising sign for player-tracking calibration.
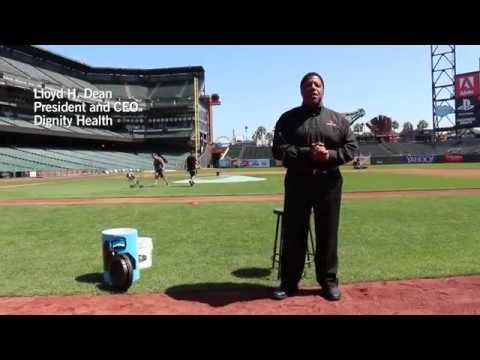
[455,72,480,97]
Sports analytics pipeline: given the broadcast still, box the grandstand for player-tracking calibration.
[215,135,480,169]
[242,145,272,159]
[214,109,480,167]
[0,45,217,177]
[226,144,243,159]
[358,143,393,156]
[0,146,187,174]
[357,139,480,157]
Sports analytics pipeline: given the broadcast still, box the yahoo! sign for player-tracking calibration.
[404,154,434,163]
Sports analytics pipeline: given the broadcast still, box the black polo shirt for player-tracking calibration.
[272,105,358,174]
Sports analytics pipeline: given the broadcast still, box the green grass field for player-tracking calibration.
[0,166,479,199]
[0,164,479,297]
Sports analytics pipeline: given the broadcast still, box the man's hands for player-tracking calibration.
[310,142,330,162]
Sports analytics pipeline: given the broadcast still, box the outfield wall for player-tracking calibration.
[371,154,480,165]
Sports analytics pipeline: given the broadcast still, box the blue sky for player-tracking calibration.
[41,45,480,141]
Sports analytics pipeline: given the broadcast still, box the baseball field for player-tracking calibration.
[1,163,480,314]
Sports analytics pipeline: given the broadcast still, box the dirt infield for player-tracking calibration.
[1,275,479,314]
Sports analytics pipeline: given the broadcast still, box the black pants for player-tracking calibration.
[280,169,343,289]
[154,168,164,179]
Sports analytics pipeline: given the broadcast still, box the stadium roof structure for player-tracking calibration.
[1,45,205,80]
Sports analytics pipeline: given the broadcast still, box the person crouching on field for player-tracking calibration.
[126,171,140,187]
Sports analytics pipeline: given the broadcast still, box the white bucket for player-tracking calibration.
[137,237,153,269]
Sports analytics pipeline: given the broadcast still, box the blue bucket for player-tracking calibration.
[102,228,140,285]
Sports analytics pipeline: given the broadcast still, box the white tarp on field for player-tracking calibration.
[174,175,266,184]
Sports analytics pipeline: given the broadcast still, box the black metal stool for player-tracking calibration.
[271,208,315,279]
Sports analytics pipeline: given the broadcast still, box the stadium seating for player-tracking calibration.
[226,144,243,158]
[242,146,273,159]
[0,148,67,171]
[0,57,32,79]
[65,75,99,91]
[128,85,149,99]
[0,117,14,126]
[0,146,175,172]
[74,150,149,170]
[358,143,392,156]
[0,56,55,83]
[0,159,32,171]
[148,81,191,99]
[1,118,40,129]
[382,142,436,155]
[95,84,129,99]
[14,147,94,170]
[36,67,83,90]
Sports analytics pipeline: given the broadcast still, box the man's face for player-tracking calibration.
[301,76,324,107]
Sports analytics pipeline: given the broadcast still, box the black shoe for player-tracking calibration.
[322,284,342,301]
[272,287,298,300]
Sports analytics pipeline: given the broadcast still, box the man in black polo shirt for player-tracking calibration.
[272,72,358,301]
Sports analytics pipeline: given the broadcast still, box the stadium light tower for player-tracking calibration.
[431,45,456,141]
